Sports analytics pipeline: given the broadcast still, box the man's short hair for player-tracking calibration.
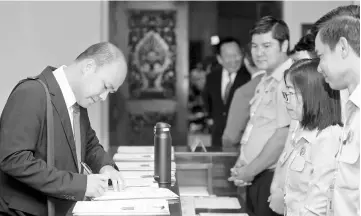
[75,42,122,67]
[216,37,242,55]
[311,4,360,36]
[249,16,290,51]
[319,16,360,56]
[289,34,317,58]
[284,59,343,131]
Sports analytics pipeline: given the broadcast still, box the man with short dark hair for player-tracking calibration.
[203,37,251,147]
[0,42,127,216]
[228,16,292,216]
[315,16,360,216]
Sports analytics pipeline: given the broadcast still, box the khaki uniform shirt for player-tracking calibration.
[283,125,341,216]
[334,85,360,216]
[240,59,292,169]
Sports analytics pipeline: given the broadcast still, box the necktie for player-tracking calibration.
[224,72,233,104]
[72,103,82,173]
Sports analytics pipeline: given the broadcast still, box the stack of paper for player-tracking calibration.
[93,187,179,201]
[115,162,176,171]
[73,199,170,215]
[113,153,174,161]
[120,171,176,181]
[194,197,241,209]
[117,146,174,154]
[199,214,248,216]
[123,178,158,188]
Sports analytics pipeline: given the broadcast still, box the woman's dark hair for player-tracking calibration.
[289,34,317,58]
[284,58,343,131]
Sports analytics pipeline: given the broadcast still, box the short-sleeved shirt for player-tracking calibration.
[334,85,360,216]
[284,125,341,215]
[240,59,292,168]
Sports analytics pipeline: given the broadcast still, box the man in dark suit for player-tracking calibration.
[203,37,251,147]
[0,42,127,216]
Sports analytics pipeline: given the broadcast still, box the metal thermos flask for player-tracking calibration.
[154,122,172,186]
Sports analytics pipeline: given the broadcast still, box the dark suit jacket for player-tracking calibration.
[203,65,251,147]
[0,67,116,216]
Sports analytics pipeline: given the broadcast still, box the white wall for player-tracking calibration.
[283,1,355,48]
[0,1,109,150]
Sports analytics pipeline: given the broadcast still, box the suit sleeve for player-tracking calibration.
[0,81,86,201]
[83,113,116,173]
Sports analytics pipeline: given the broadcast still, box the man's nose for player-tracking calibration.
[99,91,109,101]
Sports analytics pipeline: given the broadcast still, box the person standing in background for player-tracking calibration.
[203,37,251,148]
[222,48,265,147]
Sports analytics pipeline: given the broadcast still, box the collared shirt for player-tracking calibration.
[334,84,360,216]
[251,70,266,80]
[53,65,77,133]
[240,59,292,168]
[271,120,299,191]
[221,68,237,100]
[284,125,341,216]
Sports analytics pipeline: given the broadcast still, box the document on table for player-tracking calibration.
[180,196,196,216]
[122,178,158,188]
[113,153,174,161]
[179,186,210,197]
[120,171,176,181]
[199,214,248,216]
[117,146,174,154]
[194,197,241,209]
[73,199,170,215]
[115,162,176,171]
[92,187,179,201]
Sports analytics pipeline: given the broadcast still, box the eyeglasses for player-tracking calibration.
[282,91,295,103]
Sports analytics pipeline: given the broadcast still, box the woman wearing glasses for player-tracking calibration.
[279,58,343,215]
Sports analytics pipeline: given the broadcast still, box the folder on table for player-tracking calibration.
[92,187,179,201]
[73,199,170,215]
[117,146,174,154]
[120,171,176,181]
[113,153,174,161]
[115,162,176,171]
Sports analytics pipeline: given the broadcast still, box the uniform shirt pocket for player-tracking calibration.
[338,143,360,164]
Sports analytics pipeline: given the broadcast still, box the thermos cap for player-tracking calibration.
[154,122,171,133]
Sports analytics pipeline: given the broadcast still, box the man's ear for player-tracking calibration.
[338,37,351,59]
[281,40,289,53]
[81,59,97,76]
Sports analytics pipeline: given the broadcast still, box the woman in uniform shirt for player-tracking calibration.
[281,59,343,215]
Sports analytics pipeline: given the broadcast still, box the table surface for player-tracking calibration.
[108,145,243,216]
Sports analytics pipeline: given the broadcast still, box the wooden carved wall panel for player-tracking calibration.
[128,10,177,99]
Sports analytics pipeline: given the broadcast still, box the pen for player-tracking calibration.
[80,162,93,174]
[81,162,112,186]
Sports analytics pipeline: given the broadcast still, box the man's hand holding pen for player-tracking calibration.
[99,165,126,192]
[82,163,126,198]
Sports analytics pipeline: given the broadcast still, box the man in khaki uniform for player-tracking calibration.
[315,16,360,216]
[228,16,291,216]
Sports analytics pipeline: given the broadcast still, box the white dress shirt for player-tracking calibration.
[53,65,77,133]
[221,68,237,100]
